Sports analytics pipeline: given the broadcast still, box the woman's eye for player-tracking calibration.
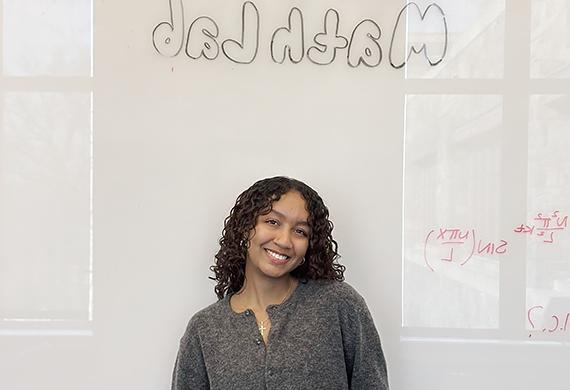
[295,229,308,237]
[266,219,279,226]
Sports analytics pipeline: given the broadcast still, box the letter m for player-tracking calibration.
[389,3,448,69]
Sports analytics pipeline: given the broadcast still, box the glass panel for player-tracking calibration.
[3,0,91,76]
[0,92,91,321]
[403,94,503,328]
[526,95,570,340]
[401,0,505,79]
[530,0,570,78]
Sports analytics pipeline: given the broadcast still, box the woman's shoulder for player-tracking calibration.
[305,279,369,311]
[184,297,229,331]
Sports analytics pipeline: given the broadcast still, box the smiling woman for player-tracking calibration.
[243,191,310,282]
[171,177,389,390]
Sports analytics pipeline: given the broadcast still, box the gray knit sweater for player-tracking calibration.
[172,279,389,389]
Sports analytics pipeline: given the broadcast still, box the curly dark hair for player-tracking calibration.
[209,176,344,299]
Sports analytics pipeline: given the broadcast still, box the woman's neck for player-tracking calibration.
[232,274,298,313]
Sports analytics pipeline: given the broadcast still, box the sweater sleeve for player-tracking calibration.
[171,316,210,390]
[340,288,389,390]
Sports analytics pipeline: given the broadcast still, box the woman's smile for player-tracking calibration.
[265,248,291,264]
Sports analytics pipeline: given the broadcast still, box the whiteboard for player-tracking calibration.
[1,0,569,389]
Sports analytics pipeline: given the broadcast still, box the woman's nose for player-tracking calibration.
[274,228,293,248]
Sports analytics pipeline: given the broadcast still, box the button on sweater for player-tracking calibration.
[172,279,389,390]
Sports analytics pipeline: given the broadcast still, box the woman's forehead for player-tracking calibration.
[263,191,310,221]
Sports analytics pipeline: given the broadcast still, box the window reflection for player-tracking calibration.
[403,94,503,328]
[3,0,91,76]
[404,0,505,79]
[0,92,91,321]
[530,0,570,78]
[526,95,570,339]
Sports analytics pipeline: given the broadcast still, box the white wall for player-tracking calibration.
[1,0,569,389]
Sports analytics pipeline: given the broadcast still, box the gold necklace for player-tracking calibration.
[258,318,269,337]
[256,279,295,337]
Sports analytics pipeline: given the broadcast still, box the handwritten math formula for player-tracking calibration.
[514,211,568,244]
[527,305,570,337]
[423,228,508,272]
[423,211,567,272]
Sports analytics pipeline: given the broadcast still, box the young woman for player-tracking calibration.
[172,177,389,389]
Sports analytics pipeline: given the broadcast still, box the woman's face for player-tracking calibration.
[245,190,311,281]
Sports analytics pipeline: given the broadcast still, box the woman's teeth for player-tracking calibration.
[266,249,289,261]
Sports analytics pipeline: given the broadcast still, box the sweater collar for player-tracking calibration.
[225,278,309,317]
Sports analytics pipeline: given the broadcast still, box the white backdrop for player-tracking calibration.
[1,0,569,389]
